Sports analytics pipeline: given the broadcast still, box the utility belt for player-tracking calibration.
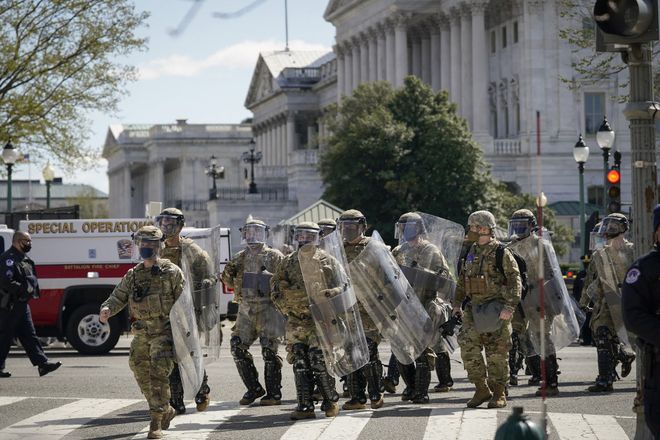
[465,276,488,296]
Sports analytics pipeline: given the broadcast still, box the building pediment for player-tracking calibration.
[245,55,277,109]
[324,0,362,21]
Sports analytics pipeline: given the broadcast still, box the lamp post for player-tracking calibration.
[573,134,590,261]
[42,161,55,209]
[2,140,19,212]
[596,116,615,213]
[241,139,262,194]
[205,155,224,200]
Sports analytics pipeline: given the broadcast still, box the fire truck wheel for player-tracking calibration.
[66,304,121,355]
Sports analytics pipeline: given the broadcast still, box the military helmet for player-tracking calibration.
[134,225,163,242]
[599,213,629,238]
[156,207,185,238]
[133,225,164,260]
[395,212,426,242]
[318,218,337,238]
[240,216,269,245]
[294,222,321,248]
[508,208,537,239]
[338,209,367,242]
[468,210,497,230]
[339,209,367,224]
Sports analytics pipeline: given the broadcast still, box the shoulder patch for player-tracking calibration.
[625,268,641,284]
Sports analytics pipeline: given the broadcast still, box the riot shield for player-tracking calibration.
[349,230,435,364]
[239,266,286,341]
[592,246,634,347]
[509,236,584,355]
[398,213,464,301]
[169,280,204,400]
[182,242,222,365]
[299,231,369,377]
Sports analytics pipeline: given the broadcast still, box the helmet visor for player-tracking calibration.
[293,228,320,249]
[598,217,626,238]
[132,237,162,260]
[319,224,336,237]
[395,221,421,243]
[508,218,532,239]
[155,214,183,237]
[241,224,267,245]
[338,220,363,242]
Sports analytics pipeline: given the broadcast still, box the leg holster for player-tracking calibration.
[386,353,400,385]
[595,327,616,386]
[413,354,431,402]
[262,347,283,400]
[291,343,314,412]
[435,351,453,388]
[309,347,339,403]
[231,336,263,392]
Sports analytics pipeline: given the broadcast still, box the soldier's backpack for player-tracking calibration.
[495,244,529,301]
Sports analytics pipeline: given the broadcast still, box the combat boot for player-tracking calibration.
[290,407,316,420]
[526,355,541,386]
[261,348,283,406]
[147,412,163,439]
[342,370,367,410]
[433,352,453,393]
[412,358,431,404]
[487,383,507,408]
[322,399,340,417]
[161,405,176,430]
[536,355,559,397]
[383,354,399,394]
[466,379,492,408]
[398,361,416,402]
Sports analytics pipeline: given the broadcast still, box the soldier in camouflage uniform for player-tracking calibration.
[580,213,636,392]
[221,218,285,406]
[392,212,451,404]
[156,208,217,413]
[99,226,182,439]
[453,211,522,409]
[318,218,337,238]
[337,210,385,410]
[270,222,341,420]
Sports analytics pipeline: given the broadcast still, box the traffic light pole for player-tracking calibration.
[623,44,658,257]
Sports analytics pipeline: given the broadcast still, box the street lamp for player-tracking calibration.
[205,155,225,200]
[2,140,19,212]
[573,134,590,262]
[42,161,55,209]
[596,116,615,213]
[241,139,262,194]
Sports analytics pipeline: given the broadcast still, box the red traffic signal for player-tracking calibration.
[607,168,621,184]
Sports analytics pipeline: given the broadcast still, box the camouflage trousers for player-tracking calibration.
[458,307,512,386]
[284,315,321,365]
[359,304,381,345]
[129,332,175,414]
[231,302,282,352]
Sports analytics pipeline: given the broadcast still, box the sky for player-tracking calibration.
[13,0,336,194]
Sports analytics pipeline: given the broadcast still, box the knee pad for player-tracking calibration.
[230,336,251,360]
[308,347,326,373]
[291,343,309,369]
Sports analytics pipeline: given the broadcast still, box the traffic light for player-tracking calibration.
[594,0,659,48]
[607,155,622,213]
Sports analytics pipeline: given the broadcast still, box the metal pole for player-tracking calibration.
[602,150,610,213]
[284,0,289,51]
[7,163,13,213]
[46,181,51,209]
[579,163,586,257]
[623,44,657,257]
[249,151,257,194]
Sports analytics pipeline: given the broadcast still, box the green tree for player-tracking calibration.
[320,77,572,255]
[0,0,148,169]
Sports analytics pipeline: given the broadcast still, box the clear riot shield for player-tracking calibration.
[592,247,633,347]
[509,236,584,354]
[169,280,204,400]
[182,243,222,365]
[239,252,286,341]
[349,230,434,364]
[299,231,369,377]
[401,213,465,301]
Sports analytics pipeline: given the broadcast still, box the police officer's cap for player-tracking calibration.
[468,210,497,229]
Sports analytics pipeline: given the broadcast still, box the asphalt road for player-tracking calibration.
[0,324,641,440]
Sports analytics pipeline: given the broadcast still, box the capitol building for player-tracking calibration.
[105,0,640,257]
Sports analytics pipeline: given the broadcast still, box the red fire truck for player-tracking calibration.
[0,219,233,355]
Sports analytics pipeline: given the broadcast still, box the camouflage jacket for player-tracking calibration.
[102,258,184,331]
[392,238,450,309]
[221,244,283,303]
[162,237,216,311]
[584,240,635,308]
[454,239,522,312]
[344,236,370,263]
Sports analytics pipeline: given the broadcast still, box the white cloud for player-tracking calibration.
[138,39,331,80]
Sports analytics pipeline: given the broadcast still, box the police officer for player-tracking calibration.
[622,204,660,437]
[392,212,451,404]
[338,209,385,410]
[453,211,522,409]
[0,231,61,378]
[156,208,217,413]
[271,222,341,420]
[100,226,183,439]
[582,213,636,392]
[221,218,285,406]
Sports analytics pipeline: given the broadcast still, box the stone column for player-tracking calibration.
[430,15,442,91]
[360,33,369,84]
[460,4,473,127]
[307,124,318,149]
[394,13,410,87]
[286,112,297,157]
[351,36,361,91]
[368,29,378,82]
[440,14,451,92]
[449,7,462,108]
[421,26,432,85]
[149,158,164,204]
[385,19,396,83]
[472,1,489,134]
[335,44,345,97]
[377,24,387,81]
[343,41,353,95]
[123,166,131,217]
[410,30,422,79]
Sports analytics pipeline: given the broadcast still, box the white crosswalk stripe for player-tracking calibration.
[0,397,141,440]
[0,396,634,440]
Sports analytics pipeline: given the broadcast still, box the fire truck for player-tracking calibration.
[0,218,234,355]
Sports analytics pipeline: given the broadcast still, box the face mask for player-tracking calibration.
[139,247,156,259]
[466,230,480,242]
[22,244,32,253]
